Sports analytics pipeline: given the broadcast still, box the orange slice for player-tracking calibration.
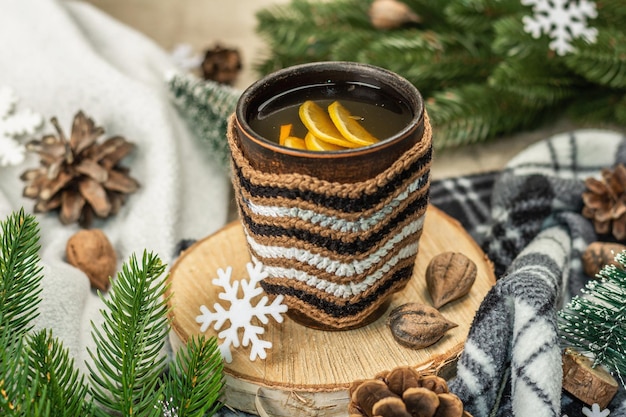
[278,123,293,146]
[283,136,307,150]
[328,101,379,147]
[304,132,347,152]
[299,101,360,148]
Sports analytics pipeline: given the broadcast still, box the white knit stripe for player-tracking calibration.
[245,216,425,279]
[256,242,418,299]
[242,173,428,233]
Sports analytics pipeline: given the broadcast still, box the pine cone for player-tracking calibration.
[201,45,242,85]
[349,366,472,417]
[582,164,626,240]
[21,111,139,228]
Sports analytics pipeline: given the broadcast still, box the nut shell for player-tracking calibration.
[426,252,477,309]
[387,303,457,349]
[66,229,116,291]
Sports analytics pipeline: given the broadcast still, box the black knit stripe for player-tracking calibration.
[233,146,432,213]
[260,266,413,318]
[240,191,428,256]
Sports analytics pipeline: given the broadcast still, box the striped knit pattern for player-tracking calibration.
[228,113,432,329]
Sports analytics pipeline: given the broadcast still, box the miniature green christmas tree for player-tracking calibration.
[0,209,224,417]
[559,250,626,386]
[255,0,626,147]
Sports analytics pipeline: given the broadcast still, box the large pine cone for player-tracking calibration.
[349,366,472,417]
[582,164,626,240]
[21,111,139,228]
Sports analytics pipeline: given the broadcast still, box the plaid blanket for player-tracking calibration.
[216,129,626,417]
[438,130,626,417]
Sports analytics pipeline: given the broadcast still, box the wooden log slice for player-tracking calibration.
[167,205,495,416]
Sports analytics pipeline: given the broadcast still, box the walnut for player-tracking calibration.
[349,366,472,417]
[426,252,477,309]
[66,229,116,291]
[387,303,457,349]
[581,241,626,277]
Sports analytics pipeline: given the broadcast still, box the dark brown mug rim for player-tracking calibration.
[235,61,424,160]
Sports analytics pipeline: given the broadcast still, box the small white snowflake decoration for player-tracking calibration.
[195,262,288,363]
[0,86,43,167]
[521,0,598,55]
[170,43,203,72]
[582,403,610,417]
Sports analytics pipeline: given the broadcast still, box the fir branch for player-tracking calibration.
[25,330,92,417]
[167,73,239,171]
[88,251,169,417]
[164,335,224,417]
[558,250,626,386]
[566,28,626,88]
[426,84,541,147]
[0,328,50,417]
[444,0,525,33]
[0,208,43,337]
[358,29,495,96]
[489,58,585,107]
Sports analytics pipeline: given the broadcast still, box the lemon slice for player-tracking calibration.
[328,101,379,147]
[278,123,293,146]
[299,100,361,148]
[304,132,347,152]
[283,136,307,150]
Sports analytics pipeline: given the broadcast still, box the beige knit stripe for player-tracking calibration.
[228,111,433,199]
[233,162,430,222]
[249,229,422,288]
[242,207,426,265]
[270,275,413,329]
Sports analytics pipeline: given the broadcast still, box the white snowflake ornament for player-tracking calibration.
[582,403,610,417]
[521,0,598,55]
[0,86,43,167]
[170,43,203,72]
[196,262,288,363]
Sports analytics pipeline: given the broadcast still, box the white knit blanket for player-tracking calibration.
[0,0,230,375]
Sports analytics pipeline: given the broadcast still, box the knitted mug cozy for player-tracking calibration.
[228,112,433,330]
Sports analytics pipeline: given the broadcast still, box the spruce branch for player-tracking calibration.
[558,250,626,386]
[25,330,92,417]
[88,251,170,417]
[566,28,626,88]
[255,0,626,147]
[0,208,43,337]
[164,335,224,417]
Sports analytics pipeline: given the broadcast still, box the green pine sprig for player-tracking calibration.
[558,250,626,386]
[1,209,225,417]
[88,251,170,417]
[0,208,43,336]
[26,330,93,417]
[164,335,224,417]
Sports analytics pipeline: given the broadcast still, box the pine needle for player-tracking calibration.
[25,330,92,416]
[88,251,169,417]
[0,208,43,337]
[164,335,224,417]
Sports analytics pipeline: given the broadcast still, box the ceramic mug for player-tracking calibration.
[228,61,432,330]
